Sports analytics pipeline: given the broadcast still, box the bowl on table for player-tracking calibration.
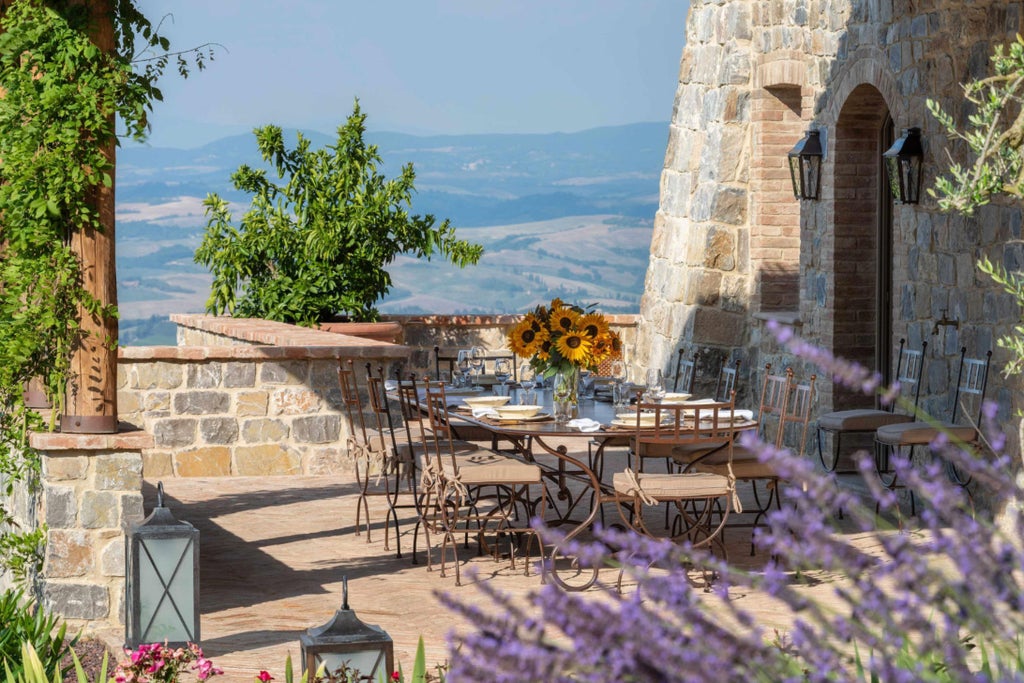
[493,404,543,419]
[462,395,511,409]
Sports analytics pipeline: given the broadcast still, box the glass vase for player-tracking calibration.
[552,367,580,423]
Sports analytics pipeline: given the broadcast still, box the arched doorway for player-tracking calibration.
[831,84,893,410]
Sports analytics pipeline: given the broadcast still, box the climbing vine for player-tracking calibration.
[0,0,210,582]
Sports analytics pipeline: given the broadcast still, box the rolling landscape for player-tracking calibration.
[115,122,667,345]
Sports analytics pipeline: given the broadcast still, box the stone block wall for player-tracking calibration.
[26,431,152,632]
[120,315,411,478]
[389,313,641,380]
[639,0,1024,441]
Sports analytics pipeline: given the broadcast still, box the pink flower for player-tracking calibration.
[391,672,401,682]
[256,671,274,682]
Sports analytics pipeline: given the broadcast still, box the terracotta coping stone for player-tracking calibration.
[387,313,640,327]
[152,314,410,361]
[30,427,154,451]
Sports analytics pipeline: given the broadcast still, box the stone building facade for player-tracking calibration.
[639,0,1023,436]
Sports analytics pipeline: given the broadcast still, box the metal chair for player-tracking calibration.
[364,364,421,558]
[416,381,545,586]
[612,395,740,587]
[816,339,926,473]
[696,367,816,554]
[339,360,404,551]
[874,347,991,514]
[672,348,699,393]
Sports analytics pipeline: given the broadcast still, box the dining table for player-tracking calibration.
[443,387,758,591]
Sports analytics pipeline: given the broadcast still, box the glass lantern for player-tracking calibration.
[300,577,394,680]
[125,482,200,649]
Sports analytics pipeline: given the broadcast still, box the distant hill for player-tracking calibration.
[116,122,666,345]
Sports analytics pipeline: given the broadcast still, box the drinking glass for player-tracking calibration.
[552,373,573,423]
[518,363,537,405]
[494,358,512,396]
[610,359,629,410]
[646,368,666,403]
[580,369,595,400]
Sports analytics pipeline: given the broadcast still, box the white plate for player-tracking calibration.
[496,412,551,422]
[661,392,692,403]
[611,417,669,428]
[463,396,511,408]
[493,404,543,419]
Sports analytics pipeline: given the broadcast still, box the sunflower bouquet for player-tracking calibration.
[507,298,622,379]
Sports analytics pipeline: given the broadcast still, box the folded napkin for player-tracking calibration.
[472,407,499,418]
[567,418,603,432]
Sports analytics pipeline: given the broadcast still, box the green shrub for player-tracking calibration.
[3,641,104,683]
[0,590,75,681]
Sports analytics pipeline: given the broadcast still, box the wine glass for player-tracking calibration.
[470,346,486,376]
[494,358,512,396]
[518,363,536,405]
[646,368,665,403]
[456,349,471,387]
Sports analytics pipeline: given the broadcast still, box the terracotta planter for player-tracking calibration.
[318,321,403,344]
[22,377,50,409]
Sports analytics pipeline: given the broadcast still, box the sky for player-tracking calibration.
[132,1,690,148]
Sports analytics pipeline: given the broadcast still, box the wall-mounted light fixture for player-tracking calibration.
[883,127,924,204]
[788,129,825,201]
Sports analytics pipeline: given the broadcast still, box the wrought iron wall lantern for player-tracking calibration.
[883,127,924,204]
[300,577,394,680]
[788,129,825,200]
[125,482,200,648]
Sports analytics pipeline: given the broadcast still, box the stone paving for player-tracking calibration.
[90,440,890,683]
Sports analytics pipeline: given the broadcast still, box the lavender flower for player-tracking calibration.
[440,328,1024,681]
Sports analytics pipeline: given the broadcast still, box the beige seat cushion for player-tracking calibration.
[612,471,730,500]
[441,450,542,485]
[876,421,977,446]
[818,409,912,432]
[698,458,778,481]
[669,440,731,466]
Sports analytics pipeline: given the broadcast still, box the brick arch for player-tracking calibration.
[829,83,892,410]
[819,48,902,130]
[750,56,813,313]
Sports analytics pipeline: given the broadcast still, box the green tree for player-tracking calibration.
[195,102,484,325]
[0,0,209,582]
[929,35,1024,379]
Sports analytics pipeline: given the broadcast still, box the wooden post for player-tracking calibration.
[60,0,118,434]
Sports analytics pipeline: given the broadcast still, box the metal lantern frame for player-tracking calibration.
[300,577,394,680]
[125,482,200,649]
[788,129,825,200]
[883,126,924,204]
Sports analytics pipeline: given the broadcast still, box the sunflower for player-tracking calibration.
[508,318,548,357]
[591,334,613,363]
[536,337,553,362]
[577,313,610,340]
[551,306,580,333]
[555,329,593,364]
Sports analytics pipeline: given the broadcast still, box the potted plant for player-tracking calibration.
[194,101,483,330]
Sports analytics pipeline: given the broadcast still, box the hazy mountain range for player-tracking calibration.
[115,122,667,345]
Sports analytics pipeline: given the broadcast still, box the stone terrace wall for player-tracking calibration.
[388,314,641,380]
[119,315,410,478]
